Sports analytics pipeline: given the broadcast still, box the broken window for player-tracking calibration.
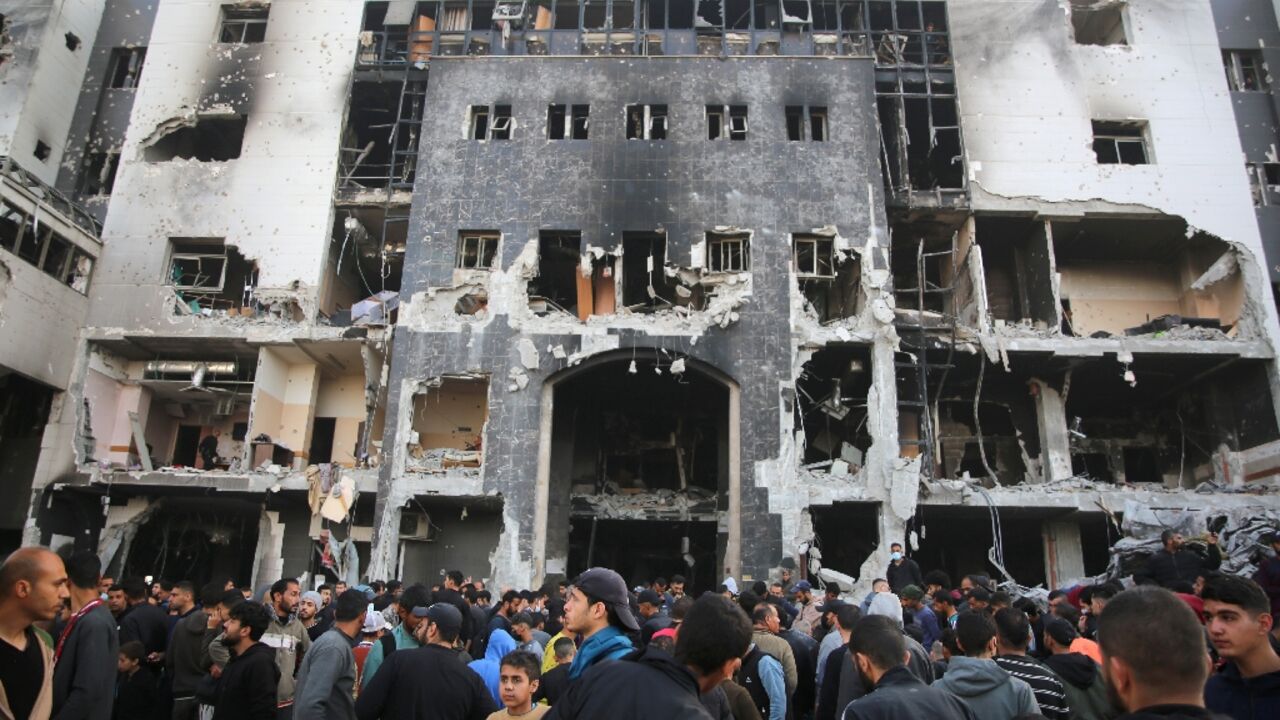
[0,201,94,294]
[530,231,582,315]
[794,234,834,277]
[168,238,258,313]
[33,141,51,162]
[1247,162,1280,207]
[879,96,962,191]
[76,152,120,196]
[1224,50,1267,92]
[622,232,678,309]
[706,232,750,272]
[219,4,270,43]
[456,231,500,270]
[794,233,859,322]
[107,47,146,89]
[796,346,873,468]
[1070,0,1127,46]
[1092,120,1149,165]
[468,104,512,140]
[625,104,667,140]
[785,105,826,141]
[548,104,590,140]
[145,115,247,162]
[976,217,1059,328]
[340,80,424,189]
[408,375,489,472]
[706,105,748,141]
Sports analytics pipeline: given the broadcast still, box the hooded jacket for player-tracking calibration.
[213,641,281,720]
[1204,661,1280,720]
[931,656,1039,719]
[567,626,633,680]
[1044,652,1115,720]
[546,646,712,720]
[468,629,517,705]
[843,665,977,720]
[167,608,211,696]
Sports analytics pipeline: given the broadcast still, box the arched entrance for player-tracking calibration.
[533,351,740,591]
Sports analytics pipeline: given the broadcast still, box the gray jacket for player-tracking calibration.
[933,656,1039,720]
[263,612,312,704]
[293,627,358,720]
[52,603,118,720]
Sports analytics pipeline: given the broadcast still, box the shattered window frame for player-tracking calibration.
[169,239,230,293]
[1069,0,1127,47]
[707,232,751,272]
[786,105,827,141]
[793,234,835,277]
[107,47,146,89]
[469,104,513,140]
[707,104,749,141]
[625,104,667,140]
[0,200,94,294]
[1092,120,1150,165]
[76,151,121,196]
[456,231,500,270]
[1224,49,1267,93]
[548,103,590,140]
[1247,162,1280,207]
[218,5,270,44]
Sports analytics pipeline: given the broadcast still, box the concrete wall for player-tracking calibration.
[84,0,362,331]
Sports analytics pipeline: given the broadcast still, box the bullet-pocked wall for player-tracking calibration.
[373,56,885,588]
[83,0,365,332]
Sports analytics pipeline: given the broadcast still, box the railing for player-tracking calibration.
[0,155,102,238]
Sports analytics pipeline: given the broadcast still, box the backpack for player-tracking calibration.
[380,632,397,660]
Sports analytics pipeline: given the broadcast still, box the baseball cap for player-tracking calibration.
[572,567,641,631]
[411,602,463,635]
[899,584,924,601]
[637,589,663,607]
[361,609,389,634]
[793,580,812,592]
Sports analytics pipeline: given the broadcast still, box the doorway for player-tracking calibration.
[310,417,336,464]
[173,425,202,466]
[568,519,716,593]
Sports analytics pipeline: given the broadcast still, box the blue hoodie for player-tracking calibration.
[568,625,634,680]
[468,628,517,705]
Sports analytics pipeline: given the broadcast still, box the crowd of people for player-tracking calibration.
[0,527,1278,720]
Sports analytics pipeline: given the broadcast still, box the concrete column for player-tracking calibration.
[1043,520,1085,589]
[107,385,149,466]
[252,509,285,589]
[1031,379,1072,482]
[281,364,321,468]
[367,491,403,583]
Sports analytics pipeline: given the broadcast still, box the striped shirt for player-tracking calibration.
[995,654,1070,720]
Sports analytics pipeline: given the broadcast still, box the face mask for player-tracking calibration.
[890,552,902,561]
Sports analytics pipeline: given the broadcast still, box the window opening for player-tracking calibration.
[1224,50,1267,92]
[469,104,511,140]
[1070,0,1127,46]
[626,104,667,140]
[707,232,750,271]
[77,151,121,196]
[548,104,590,140]
[108,47,146,89]
[1092,120,1148,165]
[786,105,826,141]
[457,232,500,270]
[219,5,270,43]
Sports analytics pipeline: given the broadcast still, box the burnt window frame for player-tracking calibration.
[1092,120,1150,165]
[625,104,668,140]
[218,5,270,44]
[456,231,501,270]
[547,103,590,140]
[169,238,230,292]
[76,151,121,196]
[793,234,836,277]
[706,231,751,272]
[707,104,749,141]
[785,104,827,141]
[468,104,513,140]
[1224,49,1267,92]
[107,47,147,89]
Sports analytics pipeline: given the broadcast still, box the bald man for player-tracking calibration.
[0,547,70,720]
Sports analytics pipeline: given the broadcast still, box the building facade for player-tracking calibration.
[6,0,1280,593]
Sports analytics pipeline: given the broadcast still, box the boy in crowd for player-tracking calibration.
[489,650,546,719]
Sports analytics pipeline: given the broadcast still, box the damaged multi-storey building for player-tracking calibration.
[5,0,1280,594]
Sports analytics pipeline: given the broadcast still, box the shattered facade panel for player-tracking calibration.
[3,0,1280,597]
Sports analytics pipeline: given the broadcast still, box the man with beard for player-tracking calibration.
[1097,586,1219,720]
[299,591,330,642]
[1136,530,1222,590]
[841,615,976,720]
[211,601,280,720]
[263,578,312,719]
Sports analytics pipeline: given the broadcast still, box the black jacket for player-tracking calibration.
[886,559,924,594]
[434,588,474,645]
[534,664,570,706]
[355,643,495,720]
[53,603,119,720]
[546,646,713,720]
[167,609,210,696]
[1115,706,1230,720]
[213,642,280,720]
[842,666,977,720]
[113,666,158,720]
[780,628,819,716]
[1136,546,1222,589]
[119,603,170,656]
[1204,662,1280,720]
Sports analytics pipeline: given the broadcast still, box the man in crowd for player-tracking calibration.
[294,588,368,720]
[299,590,329,642]
[637,589,673,646]
[1137,530,1222,589]
[886,542,924,594]
[899,585,941,651]
[51,550,117,720]
[118,577,169,663]
[791,580,822,637]
[842,615,977,720]
[1202,575,1280,718]
[815,604,861,720]
[749,602,798,697]
[356,603,496,720]
[1042,617,1111,720]
[169,582,218,720]
[264,577,313,719]
[548,594,754,718]
[561,568,638,680]
[1097,586,1216,719]
[535,637,575,706]
[0,548,66,720]
[932,611,1039,718]
[107,584,127,618]
[510,614,544,663]
[992,606,1069,720]
[816,600,852,687]
[361,583,428,684]
[932,589,960,629]
[737,616,787,720]
[212,601,279,720]
[1253,531,1280,623]
[435,571,475,648]
[477,591,521,660]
